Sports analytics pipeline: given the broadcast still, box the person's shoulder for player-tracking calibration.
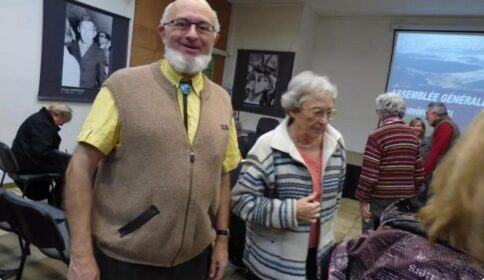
[247,130,276,159]
[326,124,345,147]
[108,64,153,80]
[204,77,227,94]
[203,77,231,102]
[369,125,386,138]
[91,43,104,52]
[437,121,454,131]
[27,110,54,129]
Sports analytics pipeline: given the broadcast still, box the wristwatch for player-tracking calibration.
[216,229,230,236]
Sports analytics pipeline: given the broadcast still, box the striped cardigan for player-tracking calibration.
[355,117,424,202]
[231,118,346,280]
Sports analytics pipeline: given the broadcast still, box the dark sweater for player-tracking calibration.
[11,107,63,174]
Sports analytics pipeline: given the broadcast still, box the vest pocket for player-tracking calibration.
[118,205,160,238]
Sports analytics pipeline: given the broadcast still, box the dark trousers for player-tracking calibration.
[246,248,317,280]
[94,245,211,280]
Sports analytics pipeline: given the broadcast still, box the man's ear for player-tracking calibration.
[214,32,220,44]
[157,24,166,40]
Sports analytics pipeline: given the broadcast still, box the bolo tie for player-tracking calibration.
[180,80,192,131]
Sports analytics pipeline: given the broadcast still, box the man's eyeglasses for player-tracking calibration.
[163,18,217,34]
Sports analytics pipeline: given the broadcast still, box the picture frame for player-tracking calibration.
[38,0,130,102]
[231,49,295,117]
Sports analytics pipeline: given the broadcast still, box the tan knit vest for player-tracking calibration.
[91,61,232,266]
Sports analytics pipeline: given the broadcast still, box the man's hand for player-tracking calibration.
[68,254,99,280]
[296,193,320,223]
[209,236,228,280]
[359,201,372,223]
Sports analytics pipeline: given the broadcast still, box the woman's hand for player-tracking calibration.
[296,193,320,223]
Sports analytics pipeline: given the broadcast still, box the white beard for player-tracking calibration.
[164,46,212,75]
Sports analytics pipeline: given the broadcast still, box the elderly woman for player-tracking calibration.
[355,93,424,233]
[328,111,484,279]
[232,71,346,280]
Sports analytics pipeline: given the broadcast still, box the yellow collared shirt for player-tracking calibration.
[78,60,241,173]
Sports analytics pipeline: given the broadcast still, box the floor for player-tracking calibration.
[0,187,361,280]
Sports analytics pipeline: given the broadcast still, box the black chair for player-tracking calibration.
[251,117,280,139]
[0,189,20,279]
[228,163,246,269]
[239,117,279,158]
[0,141,60,202]
[0,190,69,280]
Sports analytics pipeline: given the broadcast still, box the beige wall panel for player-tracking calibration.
[132,24,160,50]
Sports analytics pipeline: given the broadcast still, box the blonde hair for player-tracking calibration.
[419,110,484,264]
[48,104,73,122]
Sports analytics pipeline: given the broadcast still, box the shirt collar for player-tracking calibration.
[160,59,204,96]
[271,117,345,165]
[382,116,403,125]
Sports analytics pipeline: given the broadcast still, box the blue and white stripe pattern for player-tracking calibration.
[232,118,346,280]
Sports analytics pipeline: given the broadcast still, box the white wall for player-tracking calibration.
[223,3,303,132]
[0,0,134,182]
[223,5,484,163]
[293,5,319,74]
[0,0,134,148]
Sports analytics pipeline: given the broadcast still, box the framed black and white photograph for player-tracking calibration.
[232,49,295,117]
[38,0,130,102]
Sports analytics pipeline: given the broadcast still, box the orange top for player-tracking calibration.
[298,146,323,249]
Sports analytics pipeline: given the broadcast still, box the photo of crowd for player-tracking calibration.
[243,53,279,108]
[62,3,113,89]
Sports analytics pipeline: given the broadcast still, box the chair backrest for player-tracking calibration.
[239,117,280,157]
[255,117,279,137]
[0,141,19,174]
[237,135,250,158]
[2,191,67,259]
[0,189,15,231]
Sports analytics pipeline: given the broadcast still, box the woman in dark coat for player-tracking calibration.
[11,104,72,204]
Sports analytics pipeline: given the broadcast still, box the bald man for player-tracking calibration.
[65,1,240,279]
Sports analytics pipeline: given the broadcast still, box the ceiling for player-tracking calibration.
[229,0,484,16]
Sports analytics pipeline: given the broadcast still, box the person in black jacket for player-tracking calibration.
[11,104,72,206]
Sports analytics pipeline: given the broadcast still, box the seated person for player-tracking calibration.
[327,111,484,279]
[11,104,72,206]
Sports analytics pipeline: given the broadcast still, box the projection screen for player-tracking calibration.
[386,30,484,132]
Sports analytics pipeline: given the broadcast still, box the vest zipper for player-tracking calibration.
[171,86,201,264]
[171,146,195,265]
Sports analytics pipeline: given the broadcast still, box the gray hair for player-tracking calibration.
[375,92,406,118]
[427,102,448,117]
[280,71,337,114]
[160,0,220,34]
[48,104,73,122]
